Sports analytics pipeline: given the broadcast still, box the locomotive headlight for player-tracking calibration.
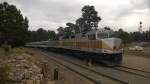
[102,49,107,53]
[104,50,107,52]
[102,49,105,52]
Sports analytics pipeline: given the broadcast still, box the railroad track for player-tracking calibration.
[114,65,150,78]
[39,49,125,84]
[39,49,150,84]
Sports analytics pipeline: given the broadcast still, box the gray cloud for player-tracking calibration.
[1,0,150,32]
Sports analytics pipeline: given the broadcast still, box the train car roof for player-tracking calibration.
[27,41,49,44]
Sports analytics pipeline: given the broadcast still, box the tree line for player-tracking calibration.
[28,26,150,45]
[28,28,57,42]
[114,29,150,44]
[0,2,149,47]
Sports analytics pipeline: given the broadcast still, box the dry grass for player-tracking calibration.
[0,47,36,84]
[0,64,10,84]
[12,47,25,54]
[0,48,5,57]
[0,47,10,84]
[0,47,54,84]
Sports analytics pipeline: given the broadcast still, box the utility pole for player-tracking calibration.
[149,27,150,41]
[139,21,142,34]
[138,21,143,42]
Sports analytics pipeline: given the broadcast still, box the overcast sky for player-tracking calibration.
[1,0,150,32]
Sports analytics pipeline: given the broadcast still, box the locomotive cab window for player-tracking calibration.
[97,33,108,39]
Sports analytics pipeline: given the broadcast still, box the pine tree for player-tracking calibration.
[0,2,29,47]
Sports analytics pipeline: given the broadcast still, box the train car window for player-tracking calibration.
[93,34,96,40]
[109,34,115,37]
[88,35,90,40]
[82,34,86,37]
[88,34,96,40]
[71,35,75,38]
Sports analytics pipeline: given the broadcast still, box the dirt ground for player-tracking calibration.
[123,47,150,72]
[1,47,149,83]
[123,54,150,72]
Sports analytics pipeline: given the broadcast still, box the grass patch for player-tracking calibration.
[12,47,24,54]
[25,50,34,56]
[23,48,34,56]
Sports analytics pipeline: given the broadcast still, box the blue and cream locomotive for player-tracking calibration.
[27,28,123,65]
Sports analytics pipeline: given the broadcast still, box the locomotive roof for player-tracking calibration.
[86,28,113,35]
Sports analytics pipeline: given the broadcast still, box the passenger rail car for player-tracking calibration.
[26,29,123,65]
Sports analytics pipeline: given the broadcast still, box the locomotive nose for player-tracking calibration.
[113,38,122,50]
[102,38,122,53]
[112,38,122,51]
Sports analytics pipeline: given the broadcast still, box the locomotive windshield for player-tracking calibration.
[97,33,109,39]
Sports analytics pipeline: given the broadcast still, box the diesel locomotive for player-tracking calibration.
[26,28,123,65]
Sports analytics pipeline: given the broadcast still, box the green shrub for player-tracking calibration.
[1,42,11,55]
